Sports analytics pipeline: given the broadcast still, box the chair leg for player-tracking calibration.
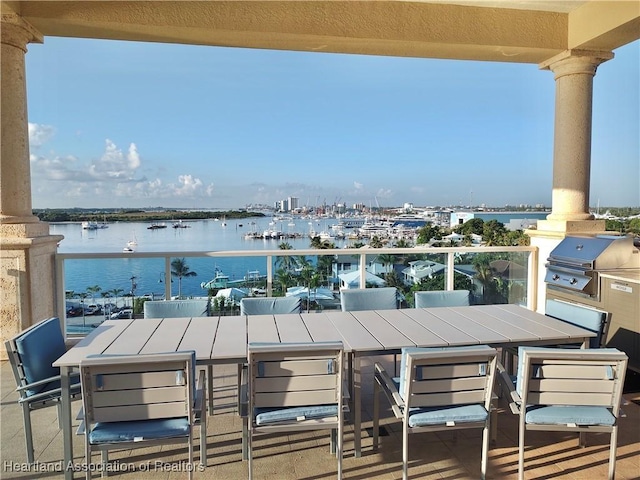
[372,379,380,450]
[481,423,489,480]
[208,365,214,415]
[518,422,525,480]
[608,427,618,480]
[337,418,343,480]
[242,417,249,461]
[200,402,207,467]
[100,451,108,478]
[21,402,35,464]
[188,431,194,480]
[402,422,409,480]
[248,425,253,480]
[330,428,337,455]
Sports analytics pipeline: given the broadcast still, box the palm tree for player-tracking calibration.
[376,253,396,275]
[276,242,299,272]
[369,236,385,248]
[109,288,125,308]
[86,285,101,303]
[171,258,197,299]
[274,268,295,295]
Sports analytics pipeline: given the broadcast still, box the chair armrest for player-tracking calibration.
[496,360,522,414]
[374,362,404,419]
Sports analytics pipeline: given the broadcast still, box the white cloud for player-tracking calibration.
[88,139,141,180]
[353,181,363,191]
[28,123,56,148]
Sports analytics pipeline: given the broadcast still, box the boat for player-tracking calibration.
[147,222,167,229]
[82,221,99,230]
[221,215,227,227]
[123,246,134,253]
[172,220,190,228]
[127,233,138,247]
[200,269,231,289]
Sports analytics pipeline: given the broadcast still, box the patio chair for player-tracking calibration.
[4,317,82,464]
[497,346,628,480]
[79,351,206,479]
[544,298,609,348]
[340,287,397,312]
[502,299,609,373]
[143,299,210,318]
[373,345,498,480]
[239,296,301,315]
[414,289,471,308]
[243,341,344,480]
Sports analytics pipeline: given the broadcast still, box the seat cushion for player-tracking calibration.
[15,318,67,396]
[254,404,338,425]
[88,417,190,444]
[525,405,615,426]
[240,297,301,315]
[408,404,488,428]
[545,299,607,348]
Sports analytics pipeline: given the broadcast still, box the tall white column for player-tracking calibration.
[1,14,63,358]
[528,49,613,313]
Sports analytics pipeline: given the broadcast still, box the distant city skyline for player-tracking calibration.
[26,38,639,209]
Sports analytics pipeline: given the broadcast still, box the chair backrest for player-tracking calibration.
[399,345,497,412]
[340,287,397,312]
[545,299,608,348]
[240,296,301,316]
[80,351,195,425]
[248,342,343,422]
[414,290,471,308]
[516,346,627,412]
[6,317,67,397]
[143,299,209,318]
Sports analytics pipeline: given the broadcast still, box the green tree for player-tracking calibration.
[274,268,295,295]
[276,242,299,272]
[376,253,396,274]
[369,236,385,248]
[416,224,442,244]
[109,288,125,308]
[86,285,102,303]
[171,258,197,299]
[393,238,413,248]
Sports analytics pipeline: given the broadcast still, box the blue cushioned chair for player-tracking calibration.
[4,317,82,463]
[243,342,344,480]
[373,345,498,480]
[497,346,628,480]
[239,296,301,316]
[340,287,397,312]
[143,299,210,318]
[545,298,608,348]
[79,351,206,479]
[414,289,471,308]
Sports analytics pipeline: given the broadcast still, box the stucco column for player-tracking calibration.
[540,49,613,224]
[1,14,63,358]
[528,49,613,313]
[1,14,42,224]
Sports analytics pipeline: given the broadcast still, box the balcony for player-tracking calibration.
[2,354,639,479]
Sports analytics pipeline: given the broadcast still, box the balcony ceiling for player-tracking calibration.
[4,1,639,64]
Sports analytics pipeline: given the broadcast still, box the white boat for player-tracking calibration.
[123,246,134,253]
[127,232,138,247]
[82,221,99,230]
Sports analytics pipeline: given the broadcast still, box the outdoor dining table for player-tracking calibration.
[53,304,596,479]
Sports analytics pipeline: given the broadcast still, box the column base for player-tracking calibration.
[1,221,63,360]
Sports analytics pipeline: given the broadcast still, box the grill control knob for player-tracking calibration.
[552,274,560,281]
[569,278,578,285]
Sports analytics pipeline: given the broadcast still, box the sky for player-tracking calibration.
[25,37,639,210]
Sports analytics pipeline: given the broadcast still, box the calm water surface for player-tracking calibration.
[52,217,349,299]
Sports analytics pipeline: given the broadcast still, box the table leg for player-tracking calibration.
[61,366,74,480]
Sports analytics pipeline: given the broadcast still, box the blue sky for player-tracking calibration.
[26,37,638,210]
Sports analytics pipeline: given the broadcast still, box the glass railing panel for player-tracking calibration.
[454,250,530,306]
[57,246,535,335]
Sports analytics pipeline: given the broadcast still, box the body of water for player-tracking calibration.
[52,217,349,300]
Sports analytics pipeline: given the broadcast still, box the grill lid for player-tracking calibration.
[547,235,634,269]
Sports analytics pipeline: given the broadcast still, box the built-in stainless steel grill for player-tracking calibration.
[545,235,639,298]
